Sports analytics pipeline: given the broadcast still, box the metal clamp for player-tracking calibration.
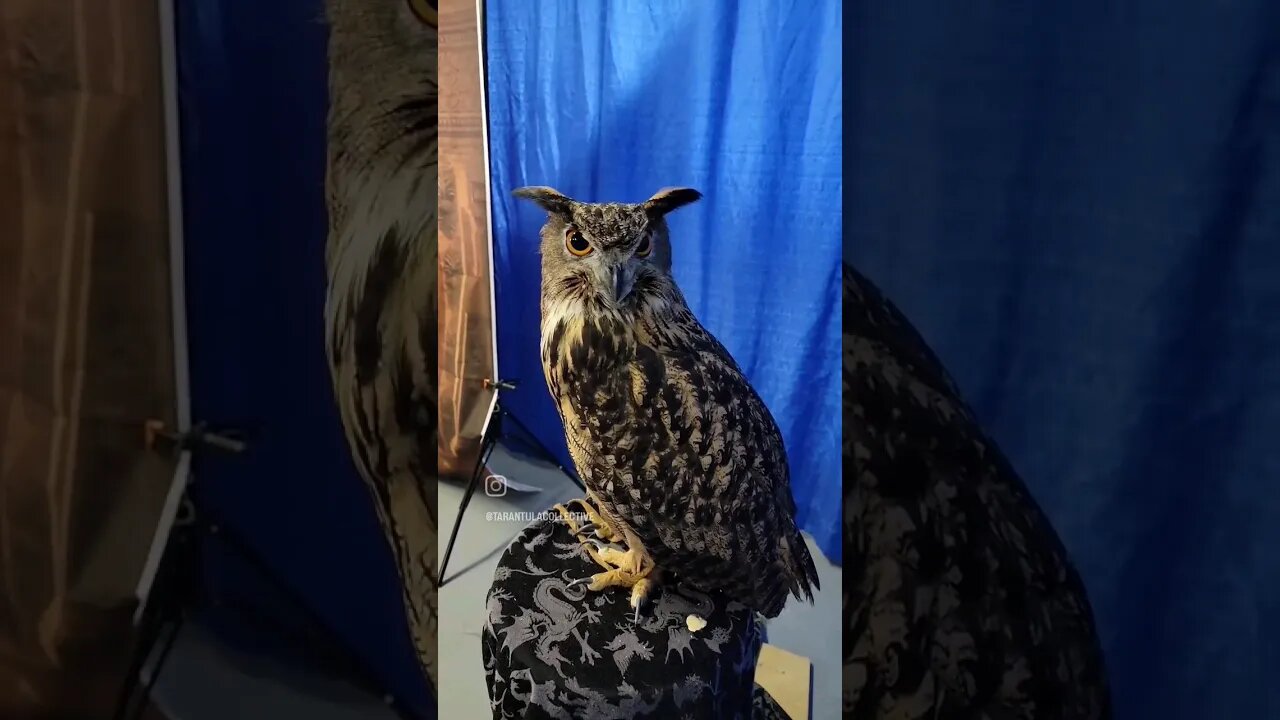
[144,419,247,456]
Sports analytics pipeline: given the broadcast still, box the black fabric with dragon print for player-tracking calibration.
[481,508,790,719]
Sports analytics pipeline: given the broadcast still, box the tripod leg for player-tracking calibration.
[439,435,497,586]
[112,618,159,720]
[112,627,152,717]
[127,614,185,720]
[112,542,179,720]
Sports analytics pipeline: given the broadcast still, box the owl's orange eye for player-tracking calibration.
[407,0,436,26]
[635,234,652,258]
[565,229,593,257]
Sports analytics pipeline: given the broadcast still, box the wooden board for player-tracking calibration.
[756,643,813,720]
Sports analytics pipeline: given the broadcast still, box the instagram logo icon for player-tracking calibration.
[484,474,508,497]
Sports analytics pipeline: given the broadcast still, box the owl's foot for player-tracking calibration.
[629,577,654,623]
[555,499,625,562]
[595,546,644,574]
[568,548,657,623]
[578,497,623,543]
[553,502,624,572]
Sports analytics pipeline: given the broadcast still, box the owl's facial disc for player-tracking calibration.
[561,223,652,308]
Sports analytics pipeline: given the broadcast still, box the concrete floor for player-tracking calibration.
[438,443,843,720]
[147,621,398,720]
[141,441,840,720]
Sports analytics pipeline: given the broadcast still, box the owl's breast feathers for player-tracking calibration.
[844,263,1111,718]
[541,300,819,617]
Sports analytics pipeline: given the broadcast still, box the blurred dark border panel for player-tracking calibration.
[847,3,1280,718]
[0,1,178,717]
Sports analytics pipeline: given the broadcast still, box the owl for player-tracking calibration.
[515,186,820,619]
[843,262,1112,718]
[323,0,438,690]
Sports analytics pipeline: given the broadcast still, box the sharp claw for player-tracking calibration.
[633,603,640,624]
[568,577,590,589]
[583,538,627,556]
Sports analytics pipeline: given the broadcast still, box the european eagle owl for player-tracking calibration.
[323,0,437,690]
[516,186,820,619]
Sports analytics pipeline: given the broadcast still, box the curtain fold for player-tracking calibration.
[0,1,177,716]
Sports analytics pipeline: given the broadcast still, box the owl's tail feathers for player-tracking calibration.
[784,529,821,604]
[757,531,820,618]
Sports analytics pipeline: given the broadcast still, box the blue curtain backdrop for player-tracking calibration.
[485,0,844,562]
[848,3,1280,718]
[175,1,431,717]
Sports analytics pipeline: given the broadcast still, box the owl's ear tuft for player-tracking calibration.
[642,187,702,217]
[513,186,573,217]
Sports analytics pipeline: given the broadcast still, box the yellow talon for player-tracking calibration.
[580,566,651,593]
[563,542,658,622]
[555,498,633,571]
[587,568,635,591]
[595,546,630,568]
[575,496,624,543]
[556,501,657,618]
[552,502,583,534]
[630,577,653,608]
[597,547,650,577]
[578,549,653,594]
[553,502,616,572]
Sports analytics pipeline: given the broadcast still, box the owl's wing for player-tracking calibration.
[589,319,819,617]
[326,221,438,689]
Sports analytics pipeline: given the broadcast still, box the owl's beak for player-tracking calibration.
[611,265,636,302]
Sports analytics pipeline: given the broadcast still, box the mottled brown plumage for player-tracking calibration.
[516,186,819,618]
[323,0,437,689]
[843,263,1111,718]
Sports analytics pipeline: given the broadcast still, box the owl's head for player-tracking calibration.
[514,186,701,314]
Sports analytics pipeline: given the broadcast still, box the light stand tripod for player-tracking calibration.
[438,378,584,586]
[112,424,421,720]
